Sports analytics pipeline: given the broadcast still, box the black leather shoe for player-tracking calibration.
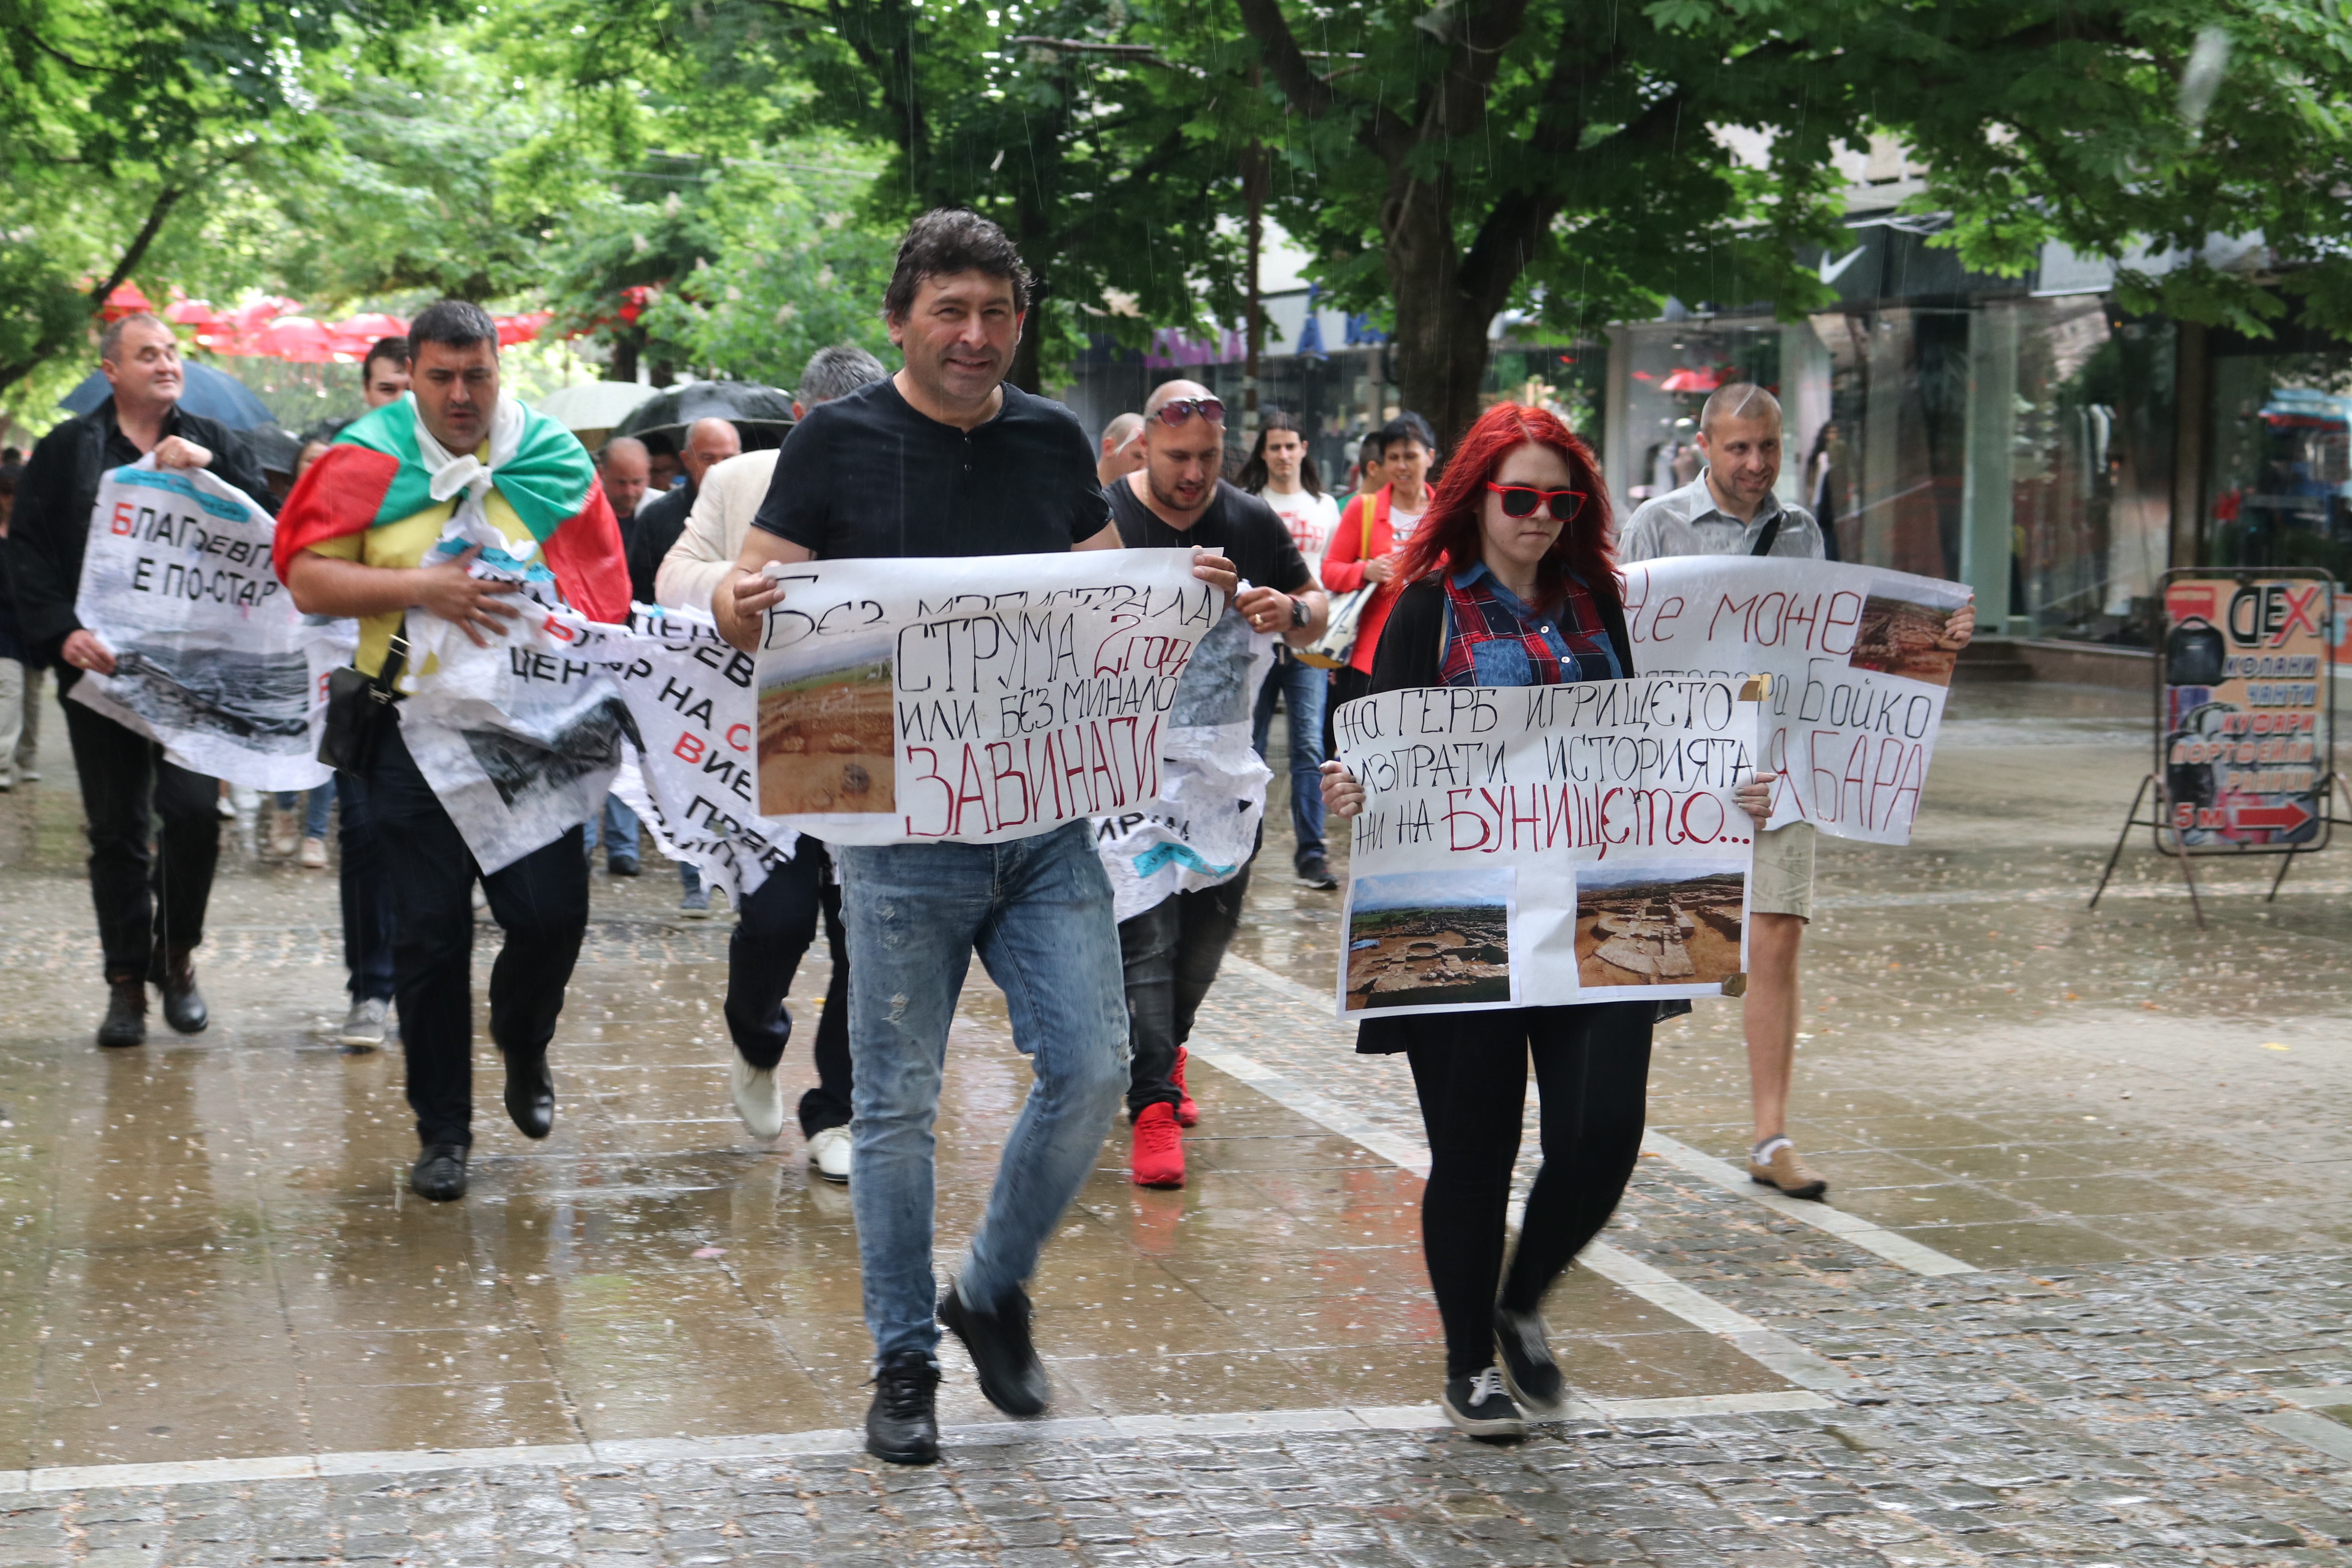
[410,1143,468,1201]
[865,1348,941,1465]
[502,1052,554,1140]
[939,1279,1049,1417]
[153,948,207,1034]
[96,976,147,1049]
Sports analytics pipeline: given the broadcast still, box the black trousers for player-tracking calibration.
[1117,859,1252,1116]
[1405,1002,1654,1378]
[61,685,220,978]
[336,772,396,1003]
[368,719,588,1148]
[727,842,853,1138]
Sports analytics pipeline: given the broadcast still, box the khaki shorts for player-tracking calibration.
[1750,821,1816,921]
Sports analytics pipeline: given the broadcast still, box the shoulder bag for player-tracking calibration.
[317,615,410,775]
[1298,496,1380,670]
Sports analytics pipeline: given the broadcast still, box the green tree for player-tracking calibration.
[1223,0,2352,445]
[0,0,448,408]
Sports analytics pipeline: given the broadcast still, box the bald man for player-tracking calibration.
[626,418,740,604]
[1095,412,1145,487]
[601,437,652,535]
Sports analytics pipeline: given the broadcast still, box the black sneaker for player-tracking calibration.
[1442,1367,1526,1443]
[939,1280,1049,1417]
[1296,854,1338,891]
[866,1349,941,1465]
[410,1142,469,1202]
[1494,1306,1566,1415]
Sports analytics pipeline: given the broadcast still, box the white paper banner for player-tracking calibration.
[1093,602,1277,923]
[1332,675,1760,1019]
[70,459,339,791]
[1624,557,1968,844]
[752,549,1219,844]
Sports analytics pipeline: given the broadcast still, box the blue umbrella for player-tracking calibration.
[57,362,276,430]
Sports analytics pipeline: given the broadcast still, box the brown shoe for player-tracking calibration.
[1748,1141,1828,1200]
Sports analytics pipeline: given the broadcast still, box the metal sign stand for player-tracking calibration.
[2088,568,2341,929]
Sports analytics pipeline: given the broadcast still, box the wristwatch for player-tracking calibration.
[1288,595,1310,628]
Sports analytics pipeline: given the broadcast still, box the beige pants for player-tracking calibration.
[0,659,33,779]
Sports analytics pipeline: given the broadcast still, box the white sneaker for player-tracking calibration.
[298,835,328,869]
[339,995,390,1050]
[730,1055,785,1140]
[807,1124,852,1184]
[269,812,299,858]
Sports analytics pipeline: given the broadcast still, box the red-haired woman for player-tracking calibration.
[1320,403,1773,1441]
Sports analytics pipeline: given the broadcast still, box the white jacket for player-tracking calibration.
[653,448,782,612]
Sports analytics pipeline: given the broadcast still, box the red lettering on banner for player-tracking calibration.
[725,723,750,752]
[111,501,134,536]
[673,733,705,763]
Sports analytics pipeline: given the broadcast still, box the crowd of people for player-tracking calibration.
[0,207,1972,1463]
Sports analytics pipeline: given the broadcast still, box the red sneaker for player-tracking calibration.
[1131,1102,1185,1188]
[1172,1045,1199,1127]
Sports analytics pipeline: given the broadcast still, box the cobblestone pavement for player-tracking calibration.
[0,679,2349,1564]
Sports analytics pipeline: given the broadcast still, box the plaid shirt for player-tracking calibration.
[1439,563,1619,688]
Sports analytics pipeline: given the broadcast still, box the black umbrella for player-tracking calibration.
[614,381,796,450]
[58,363,276,430]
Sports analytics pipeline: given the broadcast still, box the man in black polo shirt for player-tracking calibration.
[714,209,1238,1466]
[1108,380,1325,1191]
[8,314,275,1047]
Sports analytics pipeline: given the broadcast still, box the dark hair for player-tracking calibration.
[361,336,410,380]
[1236,411,1322,497]
[407,299,498,359]
[1393,403,1617,618]
[884,209,1031,320]
[1376,411,1438,457]
[639,430,678,458]
[797,343,889,406]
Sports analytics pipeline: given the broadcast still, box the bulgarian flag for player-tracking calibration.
[273,394,630,624]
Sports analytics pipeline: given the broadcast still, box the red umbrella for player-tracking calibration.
[494,311,553,347]
[254,316,339,363]
[328,312,410,359]
[102,283,156,321]
[1659,366,1723,394]
[163,298,233,347]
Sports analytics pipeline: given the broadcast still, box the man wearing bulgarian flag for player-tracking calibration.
[276,300,630,1203]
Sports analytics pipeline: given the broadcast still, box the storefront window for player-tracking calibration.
[2009,301,2176,644]
[1810,307,1969,578]
[2207,348,2352,583]
[1608,319,1791,515]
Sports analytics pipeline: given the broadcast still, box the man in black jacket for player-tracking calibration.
[6,314,275,1047]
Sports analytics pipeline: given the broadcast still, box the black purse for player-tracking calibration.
[318,616,410,775]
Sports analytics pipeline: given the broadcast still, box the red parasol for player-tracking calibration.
[494,311,554,347]
[1659,366,1723,394]
[328,312,410,359]
[101,283,157,321]
[253,316,339,364]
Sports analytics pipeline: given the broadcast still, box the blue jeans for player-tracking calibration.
[274,783,334,838]
[582,793,640,867]
[1251,653,1327,868]
[834,820,1129,1361]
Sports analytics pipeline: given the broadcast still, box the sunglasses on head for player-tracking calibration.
[1485,481,1587,523]
[1152,396,1225,428]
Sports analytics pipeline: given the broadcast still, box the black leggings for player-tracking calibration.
[1405,1002,1654,1378]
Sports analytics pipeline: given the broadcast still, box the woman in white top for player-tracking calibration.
[1238,412,1342,889]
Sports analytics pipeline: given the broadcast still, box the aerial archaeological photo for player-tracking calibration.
[1344,869,1515,1011]
[1847,587,1968,686]
[757,643,897,816]
[1573,862,1746,988]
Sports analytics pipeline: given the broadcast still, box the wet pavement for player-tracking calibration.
[0,677,2349,1565]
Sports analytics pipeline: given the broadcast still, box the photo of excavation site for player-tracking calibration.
[1847,589,1967,686]
[1344,870,1515,1011]
[757,650,896,816]
[1574,862,1745,989]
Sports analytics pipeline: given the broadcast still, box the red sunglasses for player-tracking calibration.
[1485,482,1587,523]
[1152,396,1224,427]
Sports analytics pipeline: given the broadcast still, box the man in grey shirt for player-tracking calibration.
[1621,383,1835,1201]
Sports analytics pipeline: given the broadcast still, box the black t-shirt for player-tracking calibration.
[751,376,1107,559]
[1107,476,1314,595]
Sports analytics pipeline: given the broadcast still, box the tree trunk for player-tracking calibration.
[0,183,183,399]
[1381,176,1492,454]
[611,331,641,385]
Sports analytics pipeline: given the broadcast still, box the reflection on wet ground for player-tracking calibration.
[0,675,2347,1474]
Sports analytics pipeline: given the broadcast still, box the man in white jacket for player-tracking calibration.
[655,343,886,1184]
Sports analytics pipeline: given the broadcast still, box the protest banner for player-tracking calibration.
[546,604,797,902]
[752,548,1219,845]
[70,459,340,791]
[2153,570,2336,852]
[1092,601,1276,922]
[1623,556,1970,844]
[1331,674,1761,1020]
